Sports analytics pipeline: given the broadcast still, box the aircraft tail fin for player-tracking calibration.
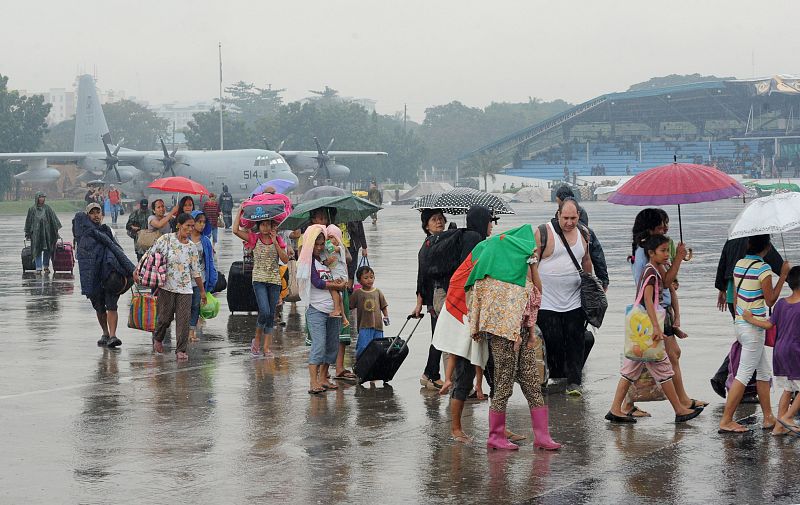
[73,74,112,152]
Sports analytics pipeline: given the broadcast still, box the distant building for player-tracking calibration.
[14,87,75,126]
[149,101,216,132]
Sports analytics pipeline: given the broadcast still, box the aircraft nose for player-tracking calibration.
[284,170,299,187]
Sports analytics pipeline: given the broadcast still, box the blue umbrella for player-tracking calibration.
[251,178,296,196]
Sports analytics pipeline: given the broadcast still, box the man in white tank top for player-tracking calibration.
[535,198,593,396]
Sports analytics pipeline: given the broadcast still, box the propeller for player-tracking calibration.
[157,136,189,177]
[262,138,285,153]
[312,136,335,180]
[101,135,125,182]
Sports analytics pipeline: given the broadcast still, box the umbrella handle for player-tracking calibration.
[677,204,683,243]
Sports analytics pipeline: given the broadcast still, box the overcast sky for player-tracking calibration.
[3,0,798,121]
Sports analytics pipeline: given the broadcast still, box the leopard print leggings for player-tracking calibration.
[489,331,544,413]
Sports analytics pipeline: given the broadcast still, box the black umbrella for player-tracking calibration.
[411,187,515,215]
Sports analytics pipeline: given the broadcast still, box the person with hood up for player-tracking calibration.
[219,185,234,229]
[73,203,136,348]
[188,210,219,342]
[433,205,496,443]
[25,192,62,274]
[467,224,561,450]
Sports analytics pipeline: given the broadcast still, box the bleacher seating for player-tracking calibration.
[505,139,763,180]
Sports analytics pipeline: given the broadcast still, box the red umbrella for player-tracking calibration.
[608,160,745,241]
[148,176,209,196]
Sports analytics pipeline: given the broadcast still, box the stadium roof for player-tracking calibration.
[462,75,800,161]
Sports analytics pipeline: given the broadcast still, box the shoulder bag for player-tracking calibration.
[554,224,608,328]
[735,259,775,346]
[136,229,161,250]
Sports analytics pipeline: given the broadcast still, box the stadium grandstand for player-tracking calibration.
[464,75,800,182]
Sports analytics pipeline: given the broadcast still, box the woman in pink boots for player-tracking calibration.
[466,224,561,451]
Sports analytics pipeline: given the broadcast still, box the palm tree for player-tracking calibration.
[463,152,505,191]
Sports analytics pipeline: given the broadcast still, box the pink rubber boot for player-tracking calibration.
[487,410,519,450]
[531,406,561,450]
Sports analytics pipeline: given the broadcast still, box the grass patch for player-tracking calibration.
[0,200,86,215]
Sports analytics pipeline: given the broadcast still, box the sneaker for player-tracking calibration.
[107,336,122,348]
[97,335,110,347]
[566,384,583,397]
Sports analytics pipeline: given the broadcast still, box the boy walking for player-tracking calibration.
[350,266,389,359]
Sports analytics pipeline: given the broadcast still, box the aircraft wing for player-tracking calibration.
[0,152,89,162]
[0,151,146,162]
[280,151,388,158]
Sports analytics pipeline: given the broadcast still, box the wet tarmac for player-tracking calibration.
[1,201,799,504]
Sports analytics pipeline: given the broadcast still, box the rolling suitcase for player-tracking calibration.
[53,239,75,273]
[21,240,35,271]
[354,314,425,384]
[226,261,258,313]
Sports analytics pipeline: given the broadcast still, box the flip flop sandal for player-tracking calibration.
[334,370,357,381]
[322,383,339,390]
[717,427,751,434]
[625,406,651,418]
[778,419,800,437]
[451,434,474,444]
[308,387,325,395]
[689,399,709,409]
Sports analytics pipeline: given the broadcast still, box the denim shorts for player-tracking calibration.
[307,305,341,365]
[355,328,384,359]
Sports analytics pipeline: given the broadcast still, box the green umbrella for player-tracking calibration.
[278,195,382,230]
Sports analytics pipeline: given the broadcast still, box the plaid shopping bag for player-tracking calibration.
[128,287,157,331]
[137,251,166,289]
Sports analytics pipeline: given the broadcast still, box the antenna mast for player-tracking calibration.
[219,42,224,150]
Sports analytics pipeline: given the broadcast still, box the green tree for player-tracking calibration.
[222,81,284,126]
[0,74,51,197]
[184,108,255,150]
[462,151,505,191]
[40,99,170,151]
[420,99,573,172]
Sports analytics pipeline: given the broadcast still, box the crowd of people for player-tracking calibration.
[23,179,800,449]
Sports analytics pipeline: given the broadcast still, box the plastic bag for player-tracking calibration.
[200,292,220,319]
[624,274,666,362]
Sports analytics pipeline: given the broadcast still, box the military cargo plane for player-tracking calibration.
[1,75,298,200]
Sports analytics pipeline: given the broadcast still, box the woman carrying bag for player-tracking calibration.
[136,212,206,361]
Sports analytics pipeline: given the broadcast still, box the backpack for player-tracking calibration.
[537,220,590,259]
[421,228,465,280]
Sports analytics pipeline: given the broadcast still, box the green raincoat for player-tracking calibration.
[24,192,62,258]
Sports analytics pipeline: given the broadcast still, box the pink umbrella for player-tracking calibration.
[148,176,209,196]
[608,160,745,240]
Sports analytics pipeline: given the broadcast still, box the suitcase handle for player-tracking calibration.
[387,313,425,356]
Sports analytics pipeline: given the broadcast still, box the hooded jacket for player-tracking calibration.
[72,212,135,297]
[24,192,62,258]
[189,210,219,292]
[461,205,492,262]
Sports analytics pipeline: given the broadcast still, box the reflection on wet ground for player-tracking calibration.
[1,201,799,504]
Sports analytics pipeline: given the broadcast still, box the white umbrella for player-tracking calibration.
[728,192,800,239]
